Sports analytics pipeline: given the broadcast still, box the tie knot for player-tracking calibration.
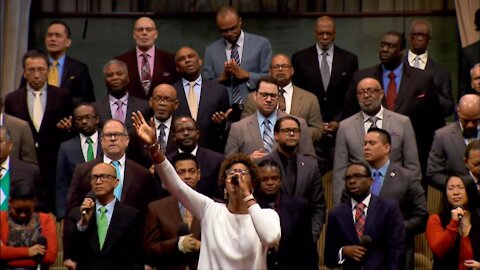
[189,81,196,88]
[388,71,395,79]
[356,202,366,211]
[52,60,58,66]
[279,88,286,95]
[99,206,107,214]
[142,53,149,59]
[33,91,42,97]
[373,170,381,177]
[86,137,93,144]
[322,51,328,57]
[159,123,167,130]
[263,119,271,126]
[111,160,120,167]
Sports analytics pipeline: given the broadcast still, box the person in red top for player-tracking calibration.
[426,175,480,270]
[0,180,58,268]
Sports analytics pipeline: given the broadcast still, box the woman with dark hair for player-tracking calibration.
[132,111,280,269]
[0,180,57,269]
[426,175,480,269]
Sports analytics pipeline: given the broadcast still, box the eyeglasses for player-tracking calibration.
[151,96,176,103]
[226,168,250,176]
[271,64,292,70]
[90,174,117,182]
[410,32,430,39]
[101,132,127,139]
[134,27,156,33]
[74,114,97,122]
[279,128,300,135]
[219,24,240,34]
[257,92,278,100]
[357,88,381,96]
[344,173,370,181]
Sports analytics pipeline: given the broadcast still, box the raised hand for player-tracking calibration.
[132,111,156,145]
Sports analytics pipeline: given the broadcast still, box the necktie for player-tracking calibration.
[183,206,193,229]
[0,169,10,210]
[48,60,59,87]
[32,91,43,132]
[263,119,273,153]
[278,88,286,112]
[371,170,382,196]
[97,206,108,249]
[86,137,94,161]
[320,51,330,90]
[386,71,397,110]
[111,161,123,200]
[369,116,379,129]
[114,100,125,123]
[187,82,198,120]
[230,44,242,103]
[413,55,421,69]
[158,124,167,152]
[141,53,152,96]
[285,158,296,193]
[355,202,366,239]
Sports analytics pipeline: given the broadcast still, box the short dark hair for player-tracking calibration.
[171,152,198,169]
[273,115,300,133]
[465,139,480,160]
[22,50,49,69]
[383,31,406,50]
[219,153,260,191]
[173,116,199,133]
[257,158,281,171]
[48,21,71,38]
[346,162,372,178]
[367,127,391,145]
[255,76,279,92]
[73,102,98,116]
[10,180,36,200]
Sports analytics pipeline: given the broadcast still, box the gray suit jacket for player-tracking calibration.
[225,110,315,157]
[202,31,272,103]
[332,108,421,206]
[427,121,470,190]
[241,85,324,142]
[2,113,37,164]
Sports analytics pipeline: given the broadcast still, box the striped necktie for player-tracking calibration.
[263,119,273,153]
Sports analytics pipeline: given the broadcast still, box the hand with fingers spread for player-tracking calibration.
[212,108,233,124]
[56,116,73,131]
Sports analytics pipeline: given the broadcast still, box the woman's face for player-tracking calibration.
[225,162,252,199]
[9,199,35,224]
[446,176,468,207]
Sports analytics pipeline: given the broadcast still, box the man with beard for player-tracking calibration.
[324,162,406,270]
[332,77,420,206]
[427,94,480,190]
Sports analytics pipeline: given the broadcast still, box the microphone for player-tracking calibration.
[36,236,47,270]
[455,206,464,221]
[231,175,239,186]
[177,223,190,236]
[359,235,372,249]
[81,191,97,216]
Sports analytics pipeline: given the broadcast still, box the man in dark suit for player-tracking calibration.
[406,19,454,117]
[459,9,480,98]
[115,17,178,99]
[469,63,480,95]
[256,159,317,270]
[324,162,406,270]
[65,162,143,270]
[56,103,103,220]
[172,47,230,153]
[0,126,45,211]
[242,54,323,143]
[5,50,73,212]
[464,139,480,194]
[167,116,224,199]
[333,77,420,206]
[427,94,480,190]
[261,115,326,242]
[225,76,315,159]
[203,6,272,120]
[0,96,37,164]
[342,31,444,182]
[363,128,427,270]
[144,153,201,270]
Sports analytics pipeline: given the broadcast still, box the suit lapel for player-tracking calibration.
[271,152,290,194]
[290,86,303,116]
[101,201,121,253]
[394,66,412,111]
[240,33,252,68]
[451,122,467,157]
[354,112,365,140]
[247,114,264,150]
[125,97,137,127]
[379,165,395,196]
[339,202,359,243]
[61,57,72,85]
[99,98,113,122]
[363,196,380,237]
[306,46,323,92]
[39,87,55,133]
[294,155,308,196]
[120,160,132,202]
[382,109,392,131]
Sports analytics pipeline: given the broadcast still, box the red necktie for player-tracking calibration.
[386,71,397,110]
[355,202,366,239]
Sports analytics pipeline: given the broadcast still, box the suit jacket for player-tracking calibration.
[56,135,103,219]
[144,196,201,270]
[291,44,358,122]
[427,121,471,190]
[115,48,179,99]
[167,147,224,199]
[332,109,421,205]
[2,113,37,164]
[459,41,480,98]
[241,85,324,142]
[260,151,326,241]
[65,201,142,270]
[225,111,316,157]
[203,31,272,103]
[7,157,46,211]
[324,195,406,270]
[172,78,230,152]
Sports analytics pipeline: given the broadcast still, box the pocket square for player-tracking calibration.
[416,93,426,98]
[341,72,347,75]
[162,72,171,77]
[69,76,76,80]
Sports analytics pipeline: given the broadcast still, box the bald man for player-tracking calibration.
[115,17,178,99]
[332,77,420,206]
[427,94,480,190]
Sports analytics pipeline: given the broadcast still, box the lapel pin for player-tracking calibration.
[390,172,396,178]
[301,162,305,166]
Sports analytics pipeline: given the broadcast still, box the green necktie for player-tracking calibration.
[98,206,108,249]
[86,137,94,161]
[0,170,10,210]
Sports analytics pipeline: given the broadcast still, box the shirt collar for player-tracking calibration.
[108,93,129,106]
[281,82,293,95]
[136,46,155,58]
[103,154,126,167]
[370,159,391,177]
[96,196,116,211]
[226,30,244,49]
[27,83,47,95]
[382,62,404,75]
[1,156,10,172]
[362,106,384,123]
[155,116,172,130]
[351,193,372,210]
[257,110,278,127]
[49,54,66,67]
[182,75,202,88]
[179,145,198,155]
[315,43,334,56]
[79,131,99,145]
[408,50,428,65]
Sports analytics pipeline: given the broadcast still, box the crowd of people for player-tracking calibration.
[0,5,480,270]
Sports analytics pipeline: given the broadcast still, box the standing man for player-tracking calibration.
[5,50,73,212]
[115,17,178,99]
[406,19,454,117]
[324,162,406,270]
[464,139,480,194]
[144,153,201,270]
[363,128,427,270]
[172,47,230,153]
[203,6,272,120]
[459,9,480,98]
[468,63,480,95]
[56,103,103,220]
[333,77,420,205]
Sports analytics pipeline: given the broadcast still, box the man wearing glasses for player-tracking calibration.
[115,17,178,99]
[225,76,315,159]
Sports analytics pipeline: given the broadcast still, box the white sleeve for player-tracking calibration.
[248,204,281,248]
